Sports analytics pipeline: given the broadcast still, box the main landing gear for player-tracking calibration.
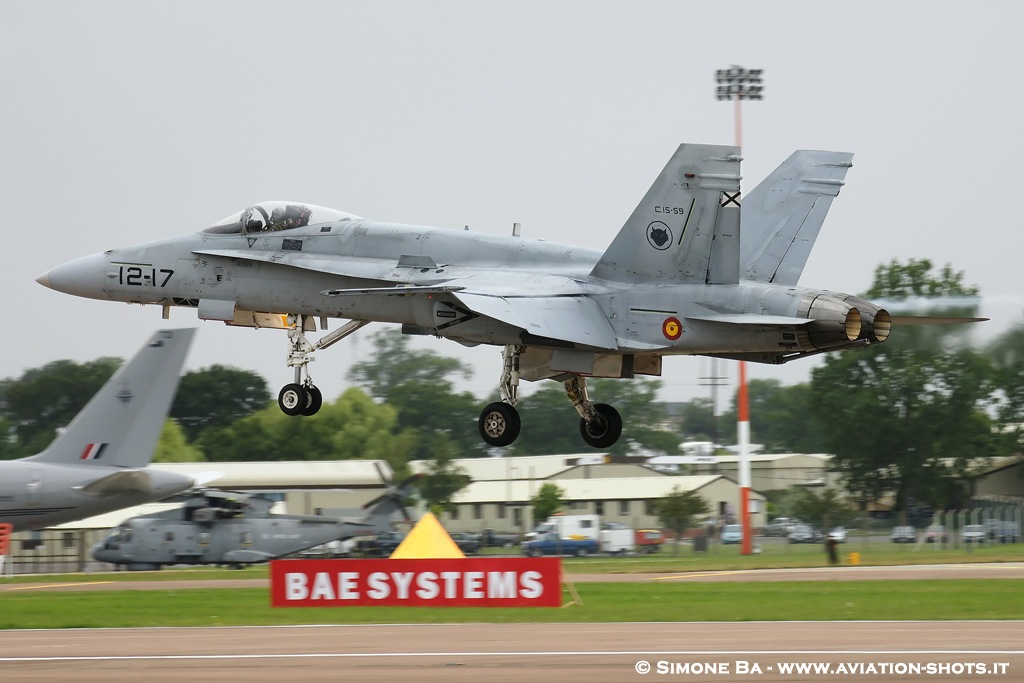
[477,345,623,449]
[276,315,369,417]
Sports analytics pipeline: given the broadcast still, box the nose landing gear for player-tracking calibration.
[275,315,368,417]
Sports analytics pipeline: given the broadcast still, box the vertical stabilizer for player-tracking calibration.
[590,144,741,284]
[741,150,853,285]
[27,329,195,468]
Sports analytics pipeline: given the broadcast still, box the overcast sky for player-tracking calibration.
[3,1,1022,408]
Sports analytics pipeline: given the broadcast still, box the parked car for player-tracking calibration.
[827,527,847,543]
[449,532,481,555]
[890,526,916,543]
[355,530,406,557]
[479,529,520,548]
[720,524,742,544]
[635,529,664,554]
[961,524,986,545]
[925,525,947,543]
[787,524,821,544]
[982,520,1021,543]
[764,517,802,537]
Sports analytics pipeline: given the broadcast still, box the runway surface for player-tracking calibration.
[1,621,1022,682]
[2,563,1022,681]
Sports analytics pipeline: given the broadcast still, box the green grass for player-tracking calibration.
[563,540,1024,572]
[1,580,1020,629]
[1,541,1020,630]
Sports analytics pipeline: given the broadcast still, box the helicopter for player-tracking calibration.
[91,478,417,570]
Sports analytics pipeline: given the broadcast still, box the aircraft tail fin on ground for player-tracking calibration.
[590,144,741,285]
[741,150,853,286]
[27,329,195,468]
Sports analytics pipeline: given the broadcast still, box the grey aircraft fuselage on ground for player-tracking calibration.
[91,483,414,570]
[0,329,200,532]
[37,144,976,449]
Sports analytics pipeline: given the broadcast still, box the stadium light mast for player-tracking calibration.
[716,65,763,556]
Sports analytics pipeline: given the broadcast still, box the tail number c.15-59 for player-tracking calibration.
[117,264,174,287]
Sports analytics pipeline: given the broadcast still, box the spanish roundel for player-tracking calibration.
[662,317,682,341]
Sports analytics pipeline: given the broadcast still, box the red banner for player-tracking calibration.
[270,557,562,607]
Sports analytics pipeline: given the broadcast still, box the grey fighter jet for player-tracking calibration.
[0,329,201,531]
[37,144,980,449]
[91,480,417,570]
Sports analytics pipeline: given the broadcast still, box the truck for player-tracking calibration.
[521,532,600,557]
[600,522,635,555]
[524,514,636,555]
[527,514,601,542]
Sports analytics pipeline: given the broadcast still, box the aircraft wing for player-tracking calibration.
[453,292,619,349]
[73,469,157,496]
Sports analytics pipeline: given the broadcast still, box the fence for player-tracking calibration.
[790,505,1023,550]
[0,528,111,575]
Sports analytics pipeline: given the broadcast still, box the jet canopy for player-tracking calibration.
[205,201,360,235]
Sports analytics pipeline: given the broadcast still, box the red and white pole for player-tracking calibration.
[738,361,752,555]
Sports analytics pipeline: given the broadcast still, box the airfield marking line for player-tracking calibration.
[650,570,752,580]
[5,581,114,591]
[4,619,1023,634]
[3,649,1024,663]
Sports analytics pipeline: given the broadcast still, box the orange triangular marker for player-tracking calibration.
[389,512,466,559]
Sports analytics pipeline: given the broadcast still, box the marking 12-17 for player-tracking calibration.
[115,264,174,287]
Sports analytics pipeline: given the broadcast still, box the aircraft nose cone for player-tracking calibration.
[36,252,109,299]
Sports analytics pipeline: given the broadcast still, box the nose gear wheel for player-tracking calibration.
[478,401,521,447]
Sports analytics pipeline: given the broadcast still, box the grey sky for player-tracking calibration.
[3,1,1021,406]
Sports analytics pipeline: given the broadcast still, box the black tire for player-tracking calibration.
[478,402,521,447]
[575,547,589,557]
[278,383,307,416]
[579,403,622,448]
[302,385,323,416]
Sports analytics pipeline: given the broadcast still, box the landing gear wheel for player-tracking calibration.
[478,402,521,447]
[302,385,323,416]
[278,383,307,416]
[579,403,622,448]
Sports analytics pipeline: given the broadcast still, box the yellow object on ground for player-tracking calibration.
[389,512,466,559]
[848,552,860,566]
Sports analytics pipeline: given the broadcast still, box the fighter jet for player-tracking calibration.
[36,144,981,449]
[0,329,202,532]
[91,480,417,570]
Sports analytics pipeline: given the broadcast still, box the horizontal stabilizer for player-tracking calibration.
[891,315,988,325]
[688,314,811,327]
[73,470,154,496]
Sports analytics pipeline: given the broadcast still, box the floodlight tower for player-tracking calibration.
[716,65,763,556]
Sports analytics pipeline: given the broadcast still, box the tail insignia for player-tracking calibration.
[79,443,108,461]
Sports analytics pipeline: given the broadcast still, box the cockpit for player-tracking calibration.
[100,524,132,547]
[204,201,360,235]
